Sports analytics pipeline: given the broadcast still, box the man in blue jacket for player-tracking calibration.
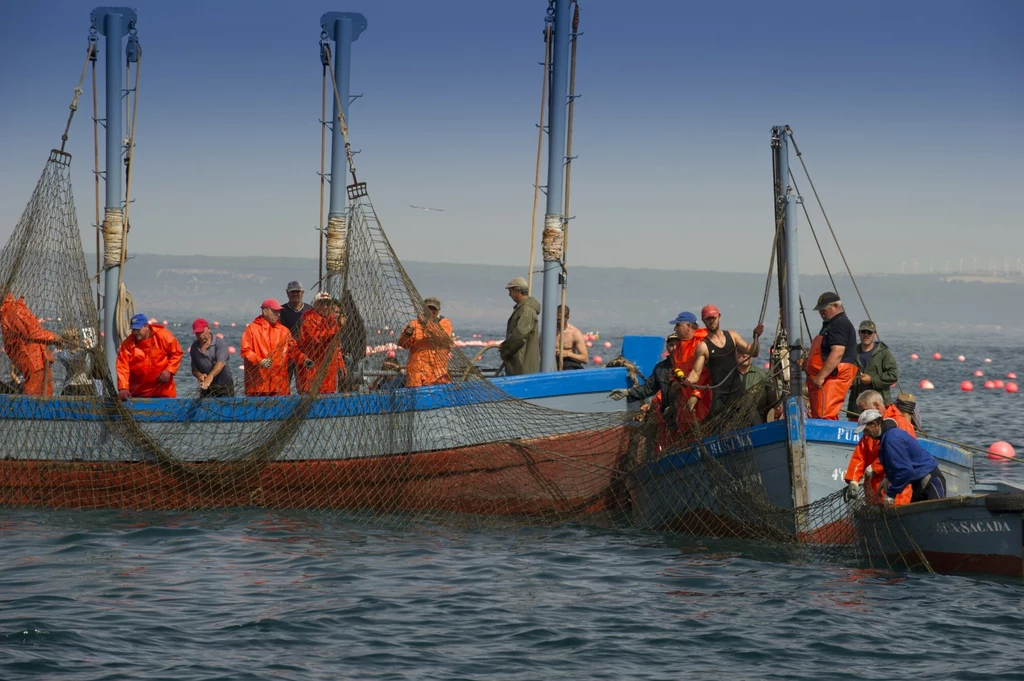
[855,408,947,505]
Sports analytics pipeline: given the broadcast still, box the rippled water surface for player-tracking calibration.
[1,329,1021,680]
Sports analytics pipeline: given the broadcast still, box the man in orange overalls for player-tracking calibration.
[116,312,183,400]
[668,311,712,429]
[1,293,62,396]
[242,298,311,397]
[296,293,346,395]
[843,389,915,505]
[808,291,858,419]
[398,296,454,388]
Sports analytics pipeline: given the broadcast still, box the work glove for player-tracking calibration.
[883,495,896,507]
[753,324,764,338]
[117,389,131,402]
[842,481,861,502]
[863,466,876,480]
[260,357,273,369]
[608,389,629,401]
[303,358,315,369]
[157,370,173,384]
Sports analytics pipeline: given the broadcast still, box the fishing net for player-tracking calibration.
[0,148,936,575]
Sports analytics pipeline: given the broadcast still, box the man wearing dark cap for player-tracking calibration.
[845,319,899,419]
[499,277,540,375]
[280,281,312,338]
[398,296,454,387]
[807,291,858,419]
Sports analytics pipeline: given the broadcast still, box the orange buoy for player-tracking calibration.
[960,381,973,391]
[919,379,935,390]
[987,441,1016,460]
[984,380,996,389]
[932,353,942,360]
[603,341,612,349]
[227,346,236,354]
[763,362,770,369]
[994,379,1005,389]
[957,355,966,362]
[585,341,593,348]
[1007,382,1019,394]
[910,353,919,360]
[973,370,984,377]
[593,355,603,364]
[213,321,220,328]
[1008,372,1018,380]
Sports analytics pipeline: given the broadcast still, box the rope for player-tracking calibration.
[526,24,552,296]
[323,48,360,186]
[318,60,328,285]
[788,170,838,294]
[325,215,347,273]
[60,43,95,153]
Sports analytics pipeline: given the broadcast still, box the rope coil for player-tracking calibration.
[541,214,564,261]
[325,214,347,273]
[101,208,124,268]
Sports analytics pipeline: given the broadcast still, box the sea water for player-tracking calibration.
[1,328,1022,680]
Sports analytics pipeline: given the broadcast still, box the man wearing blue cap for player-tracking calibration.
[115,313,183,400]
[667,311,712,424]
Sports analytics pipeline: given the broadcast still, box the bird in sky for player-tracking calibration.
[409,205,444,212]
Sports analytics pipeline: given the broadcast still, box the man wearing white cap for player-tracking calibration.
[499,277,540,375]
[854,408,946,505]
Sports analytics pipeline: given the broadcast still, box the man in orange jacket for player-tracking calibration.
[296,292,346,395]
[116,313,183,399]
[242,298,311,397]
[398,296,454,388]
[843,389,915,505]
[669,311,712,428]
[808,291,858,419]
[1,293,63,396]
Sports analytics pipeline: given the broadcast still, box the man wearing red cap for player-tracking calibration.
[189,318,234,397]
[685,304,763,416]
[241,298,311,396]
[116,313,183,400]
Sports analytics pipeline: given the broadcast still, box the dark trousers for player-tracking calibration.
[200,382,235,398]
[911,467,946,502]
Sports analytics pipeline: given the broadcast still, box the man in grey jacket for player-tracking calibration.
[499,277,541,375]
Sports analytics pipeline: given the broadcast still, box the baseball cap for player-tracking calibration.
[261,298,284,311]
[129,313,149,330]
[424,296,441,309]
[666,333,679,342]
[854,408,883,433]
[669,311,698,325]
[313,291,331,301]
[700,304,720,319]
[505,276,528,290]
[192,318,210,333]
[286,280,304,292]
[813,291,841,311]
[859,320,876,332]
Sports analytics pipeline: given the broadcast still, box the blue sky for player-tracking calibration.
[0,0,1021,275]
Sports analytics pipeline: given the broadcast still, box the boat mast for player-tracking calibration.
[772,125,808,508]
[539,0,571,373]
[320,12,367,289]
[92,6,137,378]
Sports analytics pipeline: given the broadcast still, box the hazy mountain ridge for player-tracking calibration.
[97,254,1024,334]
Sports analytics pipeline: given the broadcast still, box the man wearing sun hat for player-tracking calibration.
[399,296,454,387]
[241,298,311,396]
[854,408,946,505]
[115,312,183,400]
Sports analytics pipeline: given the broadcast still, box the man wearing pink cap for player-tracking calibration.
[685,304,763,416]
[241,299,311,396]
[189,318,234,397]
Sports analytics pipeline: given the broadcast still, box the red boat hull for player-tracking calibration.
[0,426,632,515]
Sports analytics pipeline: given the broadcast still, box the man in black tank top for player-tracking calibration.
[687,304,764,416]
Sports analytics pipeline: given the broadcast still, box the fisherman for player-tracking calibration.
[0,293,62,396]
[846,320,899,419]
[687,305,763,416]
[296,292,346,394]
[807,292,858,419]
[398,296,453,387]
[241,298,312,397]
[842,390,914,505]
[609,333,679,410]
[499,277,540,376]
[279,280,312,337]
[668,311,711,425]
[855,408,946,505]
[55,328,98,397]
[555,305,588,370]
[189,318,234,397]
[736,351,778,425]
[116,312,183,400]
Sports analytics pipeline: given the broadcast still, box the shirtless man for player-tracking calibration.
[685,304,763,415]
[555,305,588,370]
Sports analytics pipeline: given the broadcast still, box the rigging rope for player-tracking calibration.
[318,54,328,287]
[60,43,95,153]
[526,24,552,296]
